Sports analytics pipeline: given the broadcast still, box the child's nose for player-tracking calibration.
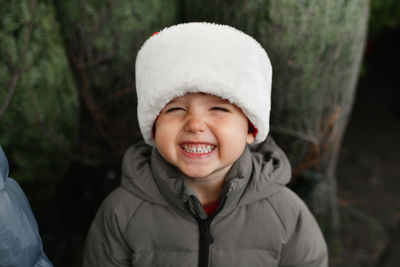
[184,115,206,133]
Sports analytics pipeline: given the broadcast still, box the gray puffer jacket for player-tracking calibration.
[83,138,328,267]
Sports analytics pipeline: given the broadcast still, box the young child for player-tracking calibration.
[83,22,328,267]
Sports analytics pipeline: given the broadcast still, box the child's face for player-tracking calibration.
[155,93,254,179]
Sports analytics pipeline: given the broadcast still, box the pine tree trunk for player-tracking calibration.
[183,0,370,245]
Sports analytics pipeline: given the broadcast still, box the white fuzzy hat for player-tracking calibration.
[135,22,272,145]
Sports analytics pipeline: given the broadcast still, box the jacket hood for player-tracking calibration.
[240,137,292,205]
[121,137,291,217]
[120,143,166,206]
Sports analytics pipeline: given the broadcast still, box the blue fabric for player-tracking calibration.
[0,146,53,267]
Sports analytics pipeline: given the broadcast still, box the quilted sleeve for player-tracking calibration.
[83,187,142,267]
[278,189,328,267]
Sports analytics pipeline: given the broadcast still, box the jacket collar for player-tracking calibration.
[151,145,253,219]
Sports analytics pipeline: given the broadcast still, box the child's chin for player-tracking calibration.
[182,168,213,179]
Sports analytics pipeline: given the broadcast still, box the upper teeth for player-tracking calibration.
[182,144,214,153]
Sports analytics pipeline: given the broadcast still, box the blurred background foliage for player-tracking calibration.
[0,0,77,211]
[0,0,400,266]
[370,0,400,34]
[1,0,399,191]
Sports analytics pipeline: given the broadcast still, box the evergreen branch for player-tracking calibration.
[0,69,21,118]
[0,0,36,119]
[23,0,36,59]
[21,57,36,72]
[21,21,34,59]
[26,66,44,122]
[107,1,121,51]
[98,87,135,107]
[35,120,104,166]
[84,52,115,67]
[28,0,37,12]
[44,84,58,119]
[21,43,39,73]
[5,44,16,70]
[78,0,114,65]
[90,2,109,39]
[70,51,118,152]
[77,25,88,61]
[20,62,102,165]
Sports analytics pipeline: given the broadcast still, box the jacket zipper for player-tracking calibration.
[191,195,226,267]
[195,215,215,267]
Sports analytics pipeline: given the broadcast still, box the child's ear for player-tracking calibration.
[246,132,255,144]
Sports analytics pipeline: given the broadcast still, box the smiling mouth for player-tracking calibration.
[180,143,216,154]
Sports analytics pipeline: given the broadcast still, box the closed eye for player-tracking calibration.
[165,107,185,113]
[210,106,230,112]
